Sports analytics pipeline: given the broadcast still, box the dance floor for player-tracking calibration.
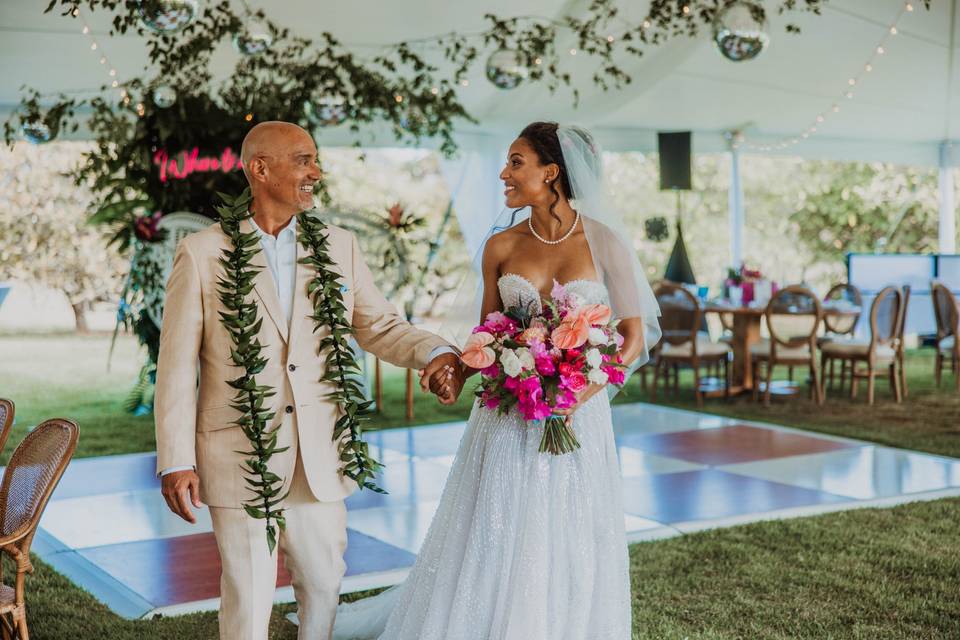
[35,403,960,619]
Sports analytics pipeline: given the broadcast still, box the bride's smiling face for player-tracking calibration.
[499,137,558,208]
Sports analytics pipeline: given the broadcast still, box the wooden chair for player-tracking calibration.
[751,286,823,406]
[931,281,960,390]
[820,286,902,405]
[651,283,731,406]
[0,400,13,460]
[894,285,910,398]
[0,418,79,639]
[818,283,863,391]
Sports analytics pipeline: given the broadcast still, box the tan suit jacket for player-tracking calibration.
[154,218,448,507]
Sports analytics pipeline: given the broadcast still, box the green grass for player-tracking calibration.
[2,333,960,638]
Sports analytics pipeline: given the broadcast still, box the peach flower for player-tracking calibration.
[578,303,612,326]
[461,331,497,369]
[551,313,591,349]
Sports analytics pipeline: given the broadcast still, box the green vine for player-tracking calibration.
[296,212,385,494]
[215,188,288,553]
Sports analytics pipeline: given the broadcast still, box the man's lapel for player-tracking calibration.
[240,218,288,344]
[288,247,315,348]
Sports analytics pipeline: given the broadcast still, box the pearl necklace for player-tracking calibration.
[528,210,580,245]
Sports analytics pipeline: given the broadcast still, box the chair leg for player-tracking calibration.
[891,362,902,403]
[764,360,774,406]
[724,355,731,400]
[673,364,680,398]
[820,354,829,402]
[692,359,703,407]
[16,614,27,640]
[787,365,794,382]
[811,361,823,405]
[850,361,858,399]
[867,369,875,405]
[651,360,661,402]
[752,359,760,403]
[899,354,908,399]
[935,352,943,387]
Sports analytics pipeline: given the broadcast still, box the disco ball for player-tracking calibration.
[644,216,670,242]
[153,85,177,108]
[303,96,347,127]
[21,122,52,144]
[137,0,199,34]
[233,21,272,56]
[713,1,769,62]
[485,48,529,90]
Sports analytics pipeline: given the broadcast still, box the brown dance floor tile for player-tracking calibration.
[621,424,857,466]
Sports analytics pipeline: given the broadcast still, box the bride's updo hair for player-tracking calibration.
[519,122,573,223]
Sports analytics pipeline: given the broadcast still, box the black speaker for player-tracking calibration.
[658,131,692,191]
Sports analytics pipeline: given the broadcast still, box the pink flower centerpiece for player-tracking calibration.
[460,281,626,455]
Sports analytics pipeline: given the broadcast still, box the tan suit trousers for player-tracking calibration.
[209,446,347,640]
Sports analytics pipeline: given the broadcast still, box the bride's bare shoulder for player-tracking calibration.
[484,225,523,255]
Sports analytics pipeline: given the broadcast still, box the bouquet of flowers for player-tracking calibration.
[460,281,626,455]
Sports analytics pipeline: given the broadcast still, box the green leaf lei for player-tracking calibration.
[296,212,385,494]
[216,189,289,553]
[215,189,385,551]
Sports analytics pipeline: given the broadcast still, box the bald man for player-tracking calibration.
[154,122,465,640]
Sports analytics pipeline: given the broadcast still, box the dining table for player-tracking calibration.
[703,299,861,395]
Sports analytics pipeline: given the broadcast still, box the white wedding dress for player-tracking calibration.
[330,273,631,640]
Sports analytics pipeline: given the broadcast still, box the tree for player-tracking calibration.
[0,142,125,330]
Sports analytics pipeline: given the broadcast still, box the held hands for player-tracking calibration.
[419,352,466,405]
[161,469,203,523]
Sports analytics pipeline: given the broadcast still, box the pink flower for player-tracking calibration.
[480,363,501,378]
[483,394,501,409]
[561,371,587,393]
[551,279,570,306]
[535,355,556,376]
[519,399,552,421]
[603,366,625,386]
[482,311,518,334]
[554,388,577,409]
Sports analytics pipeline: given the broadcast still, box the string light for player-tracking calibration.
[744,0,913,153]
[74,7,127,105]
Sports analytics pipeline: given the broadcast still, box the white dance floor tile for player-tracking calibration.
[719,446,960,500]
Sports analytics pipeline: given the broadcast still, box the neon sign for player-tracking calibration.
[153,147,244,182]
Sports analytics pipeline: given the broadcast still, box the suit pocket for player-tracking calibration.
[197,404,242,432]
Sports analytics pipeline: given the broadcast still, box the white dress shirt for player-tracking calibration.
[161,215,454,476]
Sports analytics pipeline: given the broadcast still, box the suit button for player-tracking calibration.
[285,405,294,414]
[288,364,296,372]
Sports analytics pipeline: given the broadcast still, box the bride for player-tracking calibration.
[326,122,661,640]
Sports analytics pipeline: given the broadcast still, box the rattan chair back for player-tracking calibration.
[823,283,862,335]
[765,285,822,350]
[654,283,701,348]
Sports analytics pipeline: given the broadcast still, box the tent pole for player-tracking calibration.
[726,131,745,267]
[940,142,956,254]
[939,0,958,254]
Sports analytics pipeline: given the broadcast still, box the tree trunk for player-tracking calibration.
[71,301,89,333]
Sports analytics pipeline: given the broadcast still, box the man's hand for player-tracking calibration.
[161,469,203,523]
[419,352,465,405]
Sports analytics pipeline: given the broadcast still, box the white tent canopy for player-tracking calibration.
[1,0,958,254]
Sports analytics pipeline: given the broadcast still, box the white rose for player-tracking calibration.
[500,349,523,378]
[586,348,603,369]
[588,368,609,385]
[516,347,536,371]
[587,328,607,346]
